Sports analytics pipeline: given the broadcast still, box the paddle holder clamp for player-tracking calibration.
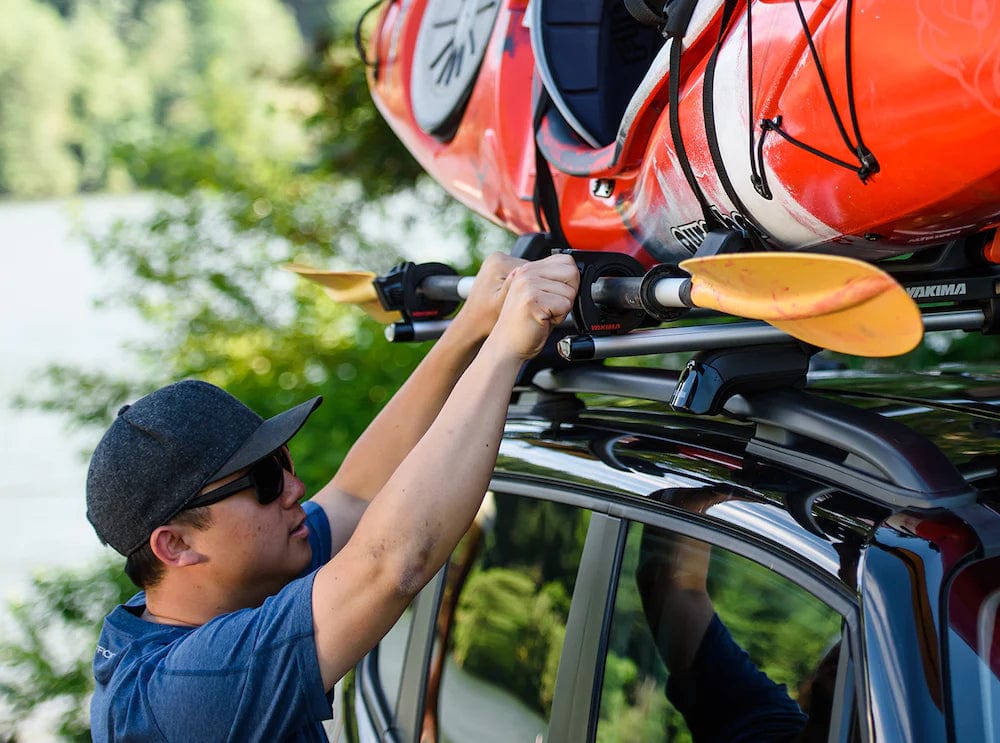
[375,251,702,342]
[374,261,461,322]
[560,250,689,335]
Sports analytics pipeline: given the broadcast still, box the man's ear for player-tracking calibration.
[149,525,207,568]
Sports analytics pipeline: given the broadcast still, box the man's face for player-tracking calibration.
[185,453,313,606]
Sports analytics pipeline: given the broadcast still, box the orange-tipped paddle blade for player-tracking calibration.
[766,289,923,357]
[284,264,401,323]
[682,253,922,356]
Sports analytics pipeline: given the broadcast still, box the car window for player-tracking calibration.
[595,519,846,743]
[422,491,592,743]
[376,607,411,712]
[946,555,1000,741]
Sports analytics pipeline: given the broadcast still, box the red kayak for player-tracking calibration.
[363,0,1000,267]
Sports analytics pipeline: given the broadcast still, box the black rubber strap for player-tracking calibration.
[666,0,723,232]
[623,0,666,27]
[754,0,878,186]
[841,0,878,179]
[702,0,768,247]
[532,89,568,247]
[354,0,388,72]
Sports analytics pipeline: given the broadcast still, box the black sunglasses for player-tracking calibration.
[183,448,293,511]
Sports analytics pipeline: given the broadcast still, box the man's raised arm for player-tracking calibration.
[309,253,526,553]
[309,254,579,689]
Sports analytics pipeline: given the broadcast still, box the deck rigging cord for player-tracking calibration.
[749,0,879,199]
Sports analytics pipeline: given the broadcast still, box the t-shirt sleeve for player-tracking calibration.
[142,572,330,741]
[303,499,333,572]
[665,613,807,743]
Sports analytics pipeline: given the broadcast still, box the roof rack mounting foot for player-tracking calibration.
[671,344,812,416]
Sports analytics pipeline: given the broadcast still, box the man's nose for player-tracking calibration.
[280,472,305,506]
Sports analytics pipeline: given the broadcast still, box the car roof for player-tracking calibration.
[495,364,1000,589]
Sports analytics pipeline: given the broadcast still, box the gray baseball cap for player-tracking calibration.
[86,380,322,556]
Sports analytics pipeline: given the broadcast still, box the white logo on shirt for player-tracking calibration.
[95,644,116,659]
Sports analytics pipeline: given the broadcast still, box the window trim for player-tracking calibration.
[390,571,447,743]
[830,637,860,742]
[585,516,628,743]
[547,512,626,743]
[357,648,399,742]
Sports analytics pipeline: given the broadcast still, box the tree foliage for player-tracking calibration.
[0,0,78,196]
[3,2,507,739]
[0,0,314,197]
[0,556,136,740]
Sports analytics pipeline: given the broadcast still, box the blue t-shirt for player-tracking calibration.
[666,613,808,742]
[91,500,334,742]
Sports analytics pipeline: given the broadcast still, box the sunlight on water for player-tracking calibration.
[0,195,153,611]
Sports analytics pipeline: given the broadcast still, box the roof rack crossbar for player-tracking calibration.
[529,366,977,510]
[724,390,975,509]
[532,366,680,402]
[388,308,987,356]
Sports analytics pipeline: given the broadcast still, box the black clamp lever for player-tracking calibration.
[559,250,693,335]
[374,261,462,323]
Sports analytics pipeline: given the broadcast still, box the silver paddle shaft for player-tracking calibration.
[423,274,688,312]
[419,275,476,300]
[591,276,691,311]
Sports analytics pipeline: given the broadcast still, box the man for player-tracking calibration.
[636,488,810,742]
[85,252,580,741]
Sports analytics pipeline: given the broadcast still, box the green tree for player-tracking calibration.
[0,0,78,196]
[0,0,320,197]
[67,3,152,191]
[0,556,136,740]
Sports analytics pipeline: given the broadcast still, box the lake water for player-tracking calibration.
[0,194,153,609]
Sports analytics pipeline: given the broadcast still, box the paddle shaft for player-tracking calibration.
[591,276,690,311]
[423,274,694,326]
[420,275,475,301]
[426,273,692,314]
[421,275,680,309]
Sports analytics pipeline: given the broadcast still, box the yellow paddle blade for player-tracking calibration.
[682,253,922,356]
[283,264,402,323]
[768,289,922,357]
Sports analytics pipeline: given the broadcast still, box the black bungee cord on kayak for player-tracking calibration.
[749,0,880,200]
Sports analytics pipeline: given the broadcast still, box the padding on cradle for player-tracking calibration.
[529,0,665,148]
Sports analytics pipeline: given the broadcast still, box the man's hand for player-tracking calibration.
[321,253,569,523]
[449,252,527,341]
[486,253,579,360]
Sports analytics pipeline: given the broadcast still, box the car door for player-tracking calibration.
[350,479,864,743]
[351,486,600,743]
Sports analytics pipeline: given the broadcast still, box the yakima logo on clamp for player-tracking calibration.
[906,283,968,300]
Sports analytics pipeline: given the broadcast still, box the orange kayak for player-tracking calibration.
[365,0,1000,267]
